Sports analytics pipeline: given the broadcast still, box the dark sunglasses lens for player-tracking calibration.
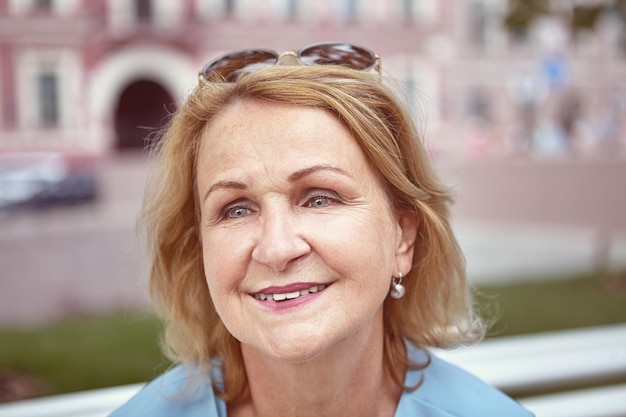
[299,43,376,71]
[202,50,278,82]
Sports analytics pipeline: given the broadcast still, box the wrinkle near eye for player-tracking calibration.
[202,196,255,227]
[301,188,344,208]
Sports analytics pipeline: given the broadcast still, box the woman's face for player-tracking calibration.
[196,99,416,362]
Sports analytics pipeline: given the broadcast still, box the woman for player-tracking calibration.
[111,43,532,416]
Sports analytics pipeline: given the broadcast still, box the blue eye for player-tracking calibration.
[306,189,343,208]
[226,206,251,219]
[309,196,330,208]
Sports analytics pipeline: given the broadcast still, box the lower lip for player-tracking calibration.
[254,288,326,312]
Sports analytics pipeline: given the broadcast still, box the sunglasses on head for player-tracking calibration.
[199,42,381,83]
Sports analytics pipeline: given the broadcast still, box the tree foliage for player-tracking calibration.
[503,0,626,35]
[504,0,552,34]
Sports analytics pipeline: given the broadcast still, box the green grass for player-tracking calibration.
[0,312,169,398]
[0,274,624,400]
[478,273,626,337]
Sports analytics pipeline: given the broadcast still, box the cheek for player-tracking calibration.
[312,211,398,277]
[201,230,247,295]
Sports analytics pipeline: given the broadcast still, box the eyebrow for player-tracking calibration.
[203,164,352,202]
[204,180,247,202]
[287,164,352,182]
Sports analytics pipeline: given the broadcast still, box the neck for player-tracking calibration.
[229,313,402,417]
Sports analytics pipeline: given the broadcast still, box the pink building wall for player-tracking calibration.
[0,0,624,158]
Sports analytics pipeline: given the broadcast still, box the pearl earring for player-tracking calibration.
[390,273,405,299]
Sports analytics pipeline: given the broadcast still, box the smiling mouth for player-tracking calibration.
[253,284,327,302]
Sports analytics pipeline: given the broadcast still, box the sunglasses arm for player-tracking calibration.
[374,54,382,80]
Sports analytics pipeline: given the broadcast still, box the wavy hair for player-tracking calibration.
[141,64,484,402]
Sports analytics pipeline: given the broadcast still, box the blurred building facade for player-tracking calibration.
[0,0,624,157]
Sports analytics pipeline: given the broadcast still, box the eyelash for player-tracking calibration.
[218,190,342,221]
[221,200,254,220]
[304,191,341,208]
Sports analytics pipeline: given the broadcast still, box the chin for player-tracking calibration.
[259,332,337,364]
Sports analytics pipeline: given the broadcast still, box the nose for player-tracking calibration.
[251,209,310,272]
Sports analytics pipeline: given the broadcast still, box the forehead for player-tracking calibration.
[198,100,359,163]
[195,99,381,187]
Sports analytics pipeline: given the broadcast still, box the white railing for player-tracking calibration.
[0,323,625,417]
[0,384,142,417]
[436,323,626,417]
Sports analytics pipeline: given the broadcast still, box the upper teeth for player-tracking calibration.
[254,284,326,301]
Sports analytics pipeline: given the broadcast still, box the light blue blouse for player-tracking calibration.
[110,343,533,416]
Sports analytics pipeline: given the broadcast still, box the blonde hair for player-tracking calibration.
[141,65,484,402]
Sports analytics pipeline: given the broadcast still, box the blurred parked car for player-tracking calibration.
[0,152,97,212]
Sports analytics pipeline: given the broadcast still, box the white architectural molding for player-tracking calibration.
[9,0,79,16]
[108,0,184,29]
[87,45,196,151]
[15,47,81,130]
[414,0,438,23]
[54,0,79,16]
[152,0,184,27]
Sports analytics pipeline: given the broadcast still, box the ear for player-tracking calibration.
[394,211,419,276]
